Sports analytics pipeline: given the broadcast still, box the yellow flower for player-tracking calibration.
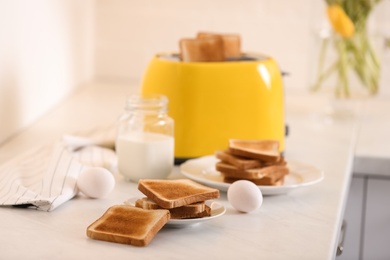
[327,4,355,38]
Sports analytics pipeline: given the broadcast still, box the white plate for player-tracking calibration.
[124,198,226,228]
[180,155,324,195]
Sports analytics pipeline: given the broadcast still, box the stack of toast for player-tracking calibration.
[179,32,241,62]
[215,139,289,186]
[86,179,220,246]
[136,179,220,219]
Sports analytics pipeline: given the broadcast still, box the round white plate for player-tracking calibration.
[180,155,324,195]
[124,198,226,228]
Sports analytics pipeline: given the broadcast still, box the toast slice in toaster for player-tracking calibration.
[179,36,224,62]
[197,32,241,59]
[138,179,220,209]
[86,205,170,247]
[135,197,211,219]
[228,139,280,162]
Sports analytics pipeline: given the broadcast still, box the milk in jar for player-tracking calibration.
[116,132,174,181]
[115,94,174,182]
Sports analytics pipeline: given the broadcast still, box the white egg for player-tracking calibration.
[227,180,263,213]
[77,167,115,199]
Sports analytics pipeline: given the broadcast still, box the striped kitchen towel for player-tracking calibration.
[0,125,117,211]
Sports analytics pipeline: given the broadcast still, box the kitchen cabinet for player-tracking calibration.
[338,176,364,260]
[339,175,390,260]
[338,96,390,260]
[364,177,390,259]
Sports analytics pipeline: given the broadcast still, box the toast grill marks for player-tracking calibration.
[86,205,170,247]
[138,179,220,209]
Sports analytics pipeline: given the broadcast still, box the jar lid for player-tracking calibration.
[126,94,168,112]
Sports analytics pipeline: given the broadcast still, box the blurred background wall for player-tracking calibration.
[0,0,94,144]
[94,0,389,92]
[1,0,389,145]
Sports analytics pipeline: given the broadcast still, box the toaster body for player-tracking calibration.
[140,53,285,162]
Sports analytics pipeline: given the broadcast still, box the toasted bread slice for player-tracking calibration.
[179,36,224,62]
[138,179,220,209]
[220,34,241,59]
[215,149,286,168]
[86,205,170,247]
[197,32,241,59]
[215,150,263,169]
[216,161,289,180]
[223,176,285,186]
[162,204,211,219]
[228,139,280,162]
[135,197,211,219]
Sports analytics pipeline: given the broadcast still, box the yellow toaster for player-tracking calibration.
[140,53,285,163]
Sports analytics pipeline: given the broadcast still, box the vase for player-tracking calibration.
[312,27,382,99]
[309,1,388,123]
[310,1,389,99]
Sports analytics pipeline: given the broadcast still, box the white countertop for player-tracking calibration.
[1,82,388,260]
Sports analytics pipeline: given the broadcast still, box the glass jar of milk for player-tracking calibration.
[116,94,174,182]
